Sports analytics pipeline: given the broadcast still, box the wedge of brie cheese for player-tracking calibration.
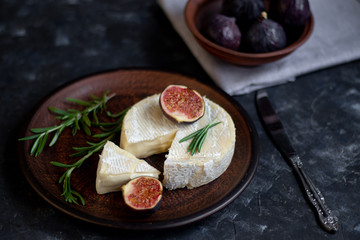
[96,141,160,194]
[120,94,236,190]
[120,94,178,158]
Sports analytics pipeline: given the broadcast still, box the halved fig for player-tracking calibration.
[159,85,205,123]
[122,177,163,213]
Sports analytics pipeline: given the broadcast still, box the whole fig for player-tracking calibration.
[275,0,311,27]
[222,0,265,29]
[202,14,241,51]
[245,12,287,53]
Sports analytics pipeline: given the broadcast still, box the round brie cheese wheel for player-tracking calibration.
[120,94,236,190]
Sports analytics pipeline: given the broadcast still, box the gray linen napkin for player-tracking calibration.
[158,0,360,95]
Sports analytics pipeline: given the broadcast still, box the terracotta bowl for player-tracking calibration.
[185,0,314,66]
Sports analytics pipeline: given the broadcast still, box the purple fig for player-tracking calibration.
[222,0,265,29]
[275,0,311,27]
[203,14,241,51]
[245,12,287,53]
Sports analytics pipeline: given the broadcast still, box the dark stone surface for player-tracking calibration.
[1,0,359,239]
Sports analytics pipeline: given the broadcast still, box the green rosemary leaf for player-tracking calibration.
[73,118,80,135]
[190,139,198,155]
[80,119,91,136]
[18,134,41,141]
[50,161,74,168]
[93,132,113,138]
[190,129,207,155]
[58,170,67,184]
[95,121,118,127]
[208,121,222,129]
[49,127,63,147]
[49,106,69,116]
[179,128,203,143]
[71,190,85,206]
[30,126,56,134]
[67,109,80,113]
[30,134,43,156]
[56,115,68,120]
[98,126,113,132]
[81,114,91,127]
[35,132,48,157]
[69,151,87,158]
[106,111,117,118]
[70,144,99,157]
[198,131,208,152]
[66,97,92,106]
[71,125,77,136]
[86,141,98,146]
[106,107,130,118]
[59,168,83,205]
[72,145,94,151]
[180,120,222,155]
[90,94,101,101]
[187,130,203,153]
[92,110,99,125]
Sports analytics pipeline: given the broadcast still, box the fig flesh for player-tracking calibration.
[202,14,241,51]
[160,85,205,123]
[222,0,265,29]
[245,12,287,53]
[275,0,311,27]
[122,177,163,213]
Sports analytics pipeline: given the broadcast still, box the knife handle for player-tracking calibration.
[290,155,339,232]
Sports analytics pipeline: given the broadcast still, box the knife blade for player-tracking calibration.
[256,90,339,232]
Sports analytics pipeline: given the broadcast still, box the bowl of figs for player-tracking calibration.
[185,0,314,66]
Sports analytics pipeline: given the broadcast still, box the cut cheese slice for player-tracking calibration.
[120,94,178,158]
[96,141,160,194]
[120,94,236,190]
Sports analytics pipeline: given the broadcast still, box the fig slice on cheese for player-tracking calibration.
[159,85,205,123]
[96,141,160,194]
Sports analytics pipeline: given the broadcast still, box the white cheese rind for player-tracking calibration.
[120,94,178,158]
[96,141,160,194]
[163,99,236,190]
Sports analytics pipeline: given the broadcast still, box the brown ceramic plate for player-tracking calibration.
[18,70,259,230]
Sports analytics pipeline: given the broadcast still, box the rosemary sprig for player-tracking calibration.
[179,120,222,155]
[18,92,115,157]
[50,108,129,205]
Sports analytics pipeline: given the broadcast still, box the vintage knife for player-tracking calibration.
[256,90,339,232]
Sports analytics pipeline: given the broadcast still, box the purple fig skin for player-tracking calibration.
[222,0,265,28]
[276,0,311,27]
[203,14,241,51]
[125,198,162,215]
[245,16,287,53]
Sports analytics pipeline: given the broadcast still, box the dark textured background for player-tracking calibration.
[1,0,359,239]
